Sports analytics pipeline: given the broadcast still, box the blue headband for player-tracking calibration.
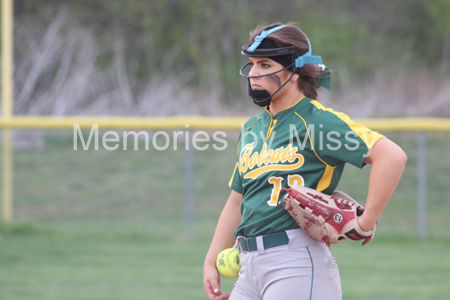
[246,25,286,52]
[245,25,322,68]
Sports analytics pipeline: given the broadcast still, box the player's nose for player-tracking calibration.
[248,65,261,79]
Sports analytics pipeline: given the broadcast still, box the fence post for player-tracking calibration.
[1,0,14,223]
[417,132,427,239]
[185,128,194,239]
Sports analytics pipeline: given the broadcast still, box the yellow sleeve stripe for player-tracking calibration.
[294,112,335,192]
[228,162,239,188]
[309,100,384,149]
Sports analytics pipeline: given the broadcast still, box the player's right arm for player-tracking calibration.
[204,190,242,300]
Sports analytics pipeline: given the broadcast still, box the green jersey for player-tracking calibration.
[229,96,384,238]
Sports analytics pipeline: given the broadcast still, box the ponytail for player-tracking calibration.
[296,64,320,100]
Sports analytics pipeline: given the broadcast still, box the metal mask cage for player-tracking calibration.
[239,61,295,79]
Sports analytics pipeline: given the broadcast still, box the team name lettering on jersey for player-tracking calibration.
[239,143,304,179]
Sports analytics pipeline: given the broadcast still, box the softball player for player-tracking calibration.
[204,22,407,300]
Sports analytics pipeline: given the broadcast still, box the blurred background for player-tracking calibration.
[1,1,450,299]
[11,0,450,117]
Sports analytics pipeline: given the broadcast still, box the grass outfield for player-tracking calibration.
[0,233,449,300]
[1,130,450,299]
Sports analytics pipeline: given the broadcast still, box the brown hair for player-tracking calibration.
[249,22,320,100]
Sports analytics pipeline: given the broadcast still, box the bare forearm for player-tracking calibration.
[359,138,407,230]
[364,154,406,224]
[204,191,242,268]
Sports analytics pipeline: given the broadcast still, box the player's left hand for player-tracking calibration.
[204,266,230,300]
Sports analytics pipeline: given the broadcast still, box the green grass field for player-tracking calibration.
[1,130,450,299]
[1,233,449,300]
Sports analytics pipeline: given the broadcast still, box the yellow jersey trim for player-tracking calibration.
[264,96,306,117]
[266,119,277,140]
[282,96,306,111]
[316,164,336,192]
[295,112,335,192]
[294,112,329,166]
[228,162,239,188]
[264,96,305,140]
[309,100,384,149]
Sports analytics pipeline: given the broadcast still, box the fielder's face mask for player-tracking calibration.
[240,25,326,107]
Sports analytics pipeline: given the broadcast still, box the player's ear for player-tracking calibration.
[290,73,300,82]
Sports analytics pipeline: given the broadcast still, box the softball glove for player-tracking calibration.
[282,186,376,247]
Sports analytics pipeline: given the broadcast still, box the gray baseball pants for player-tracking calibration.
[229,229,342,300]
